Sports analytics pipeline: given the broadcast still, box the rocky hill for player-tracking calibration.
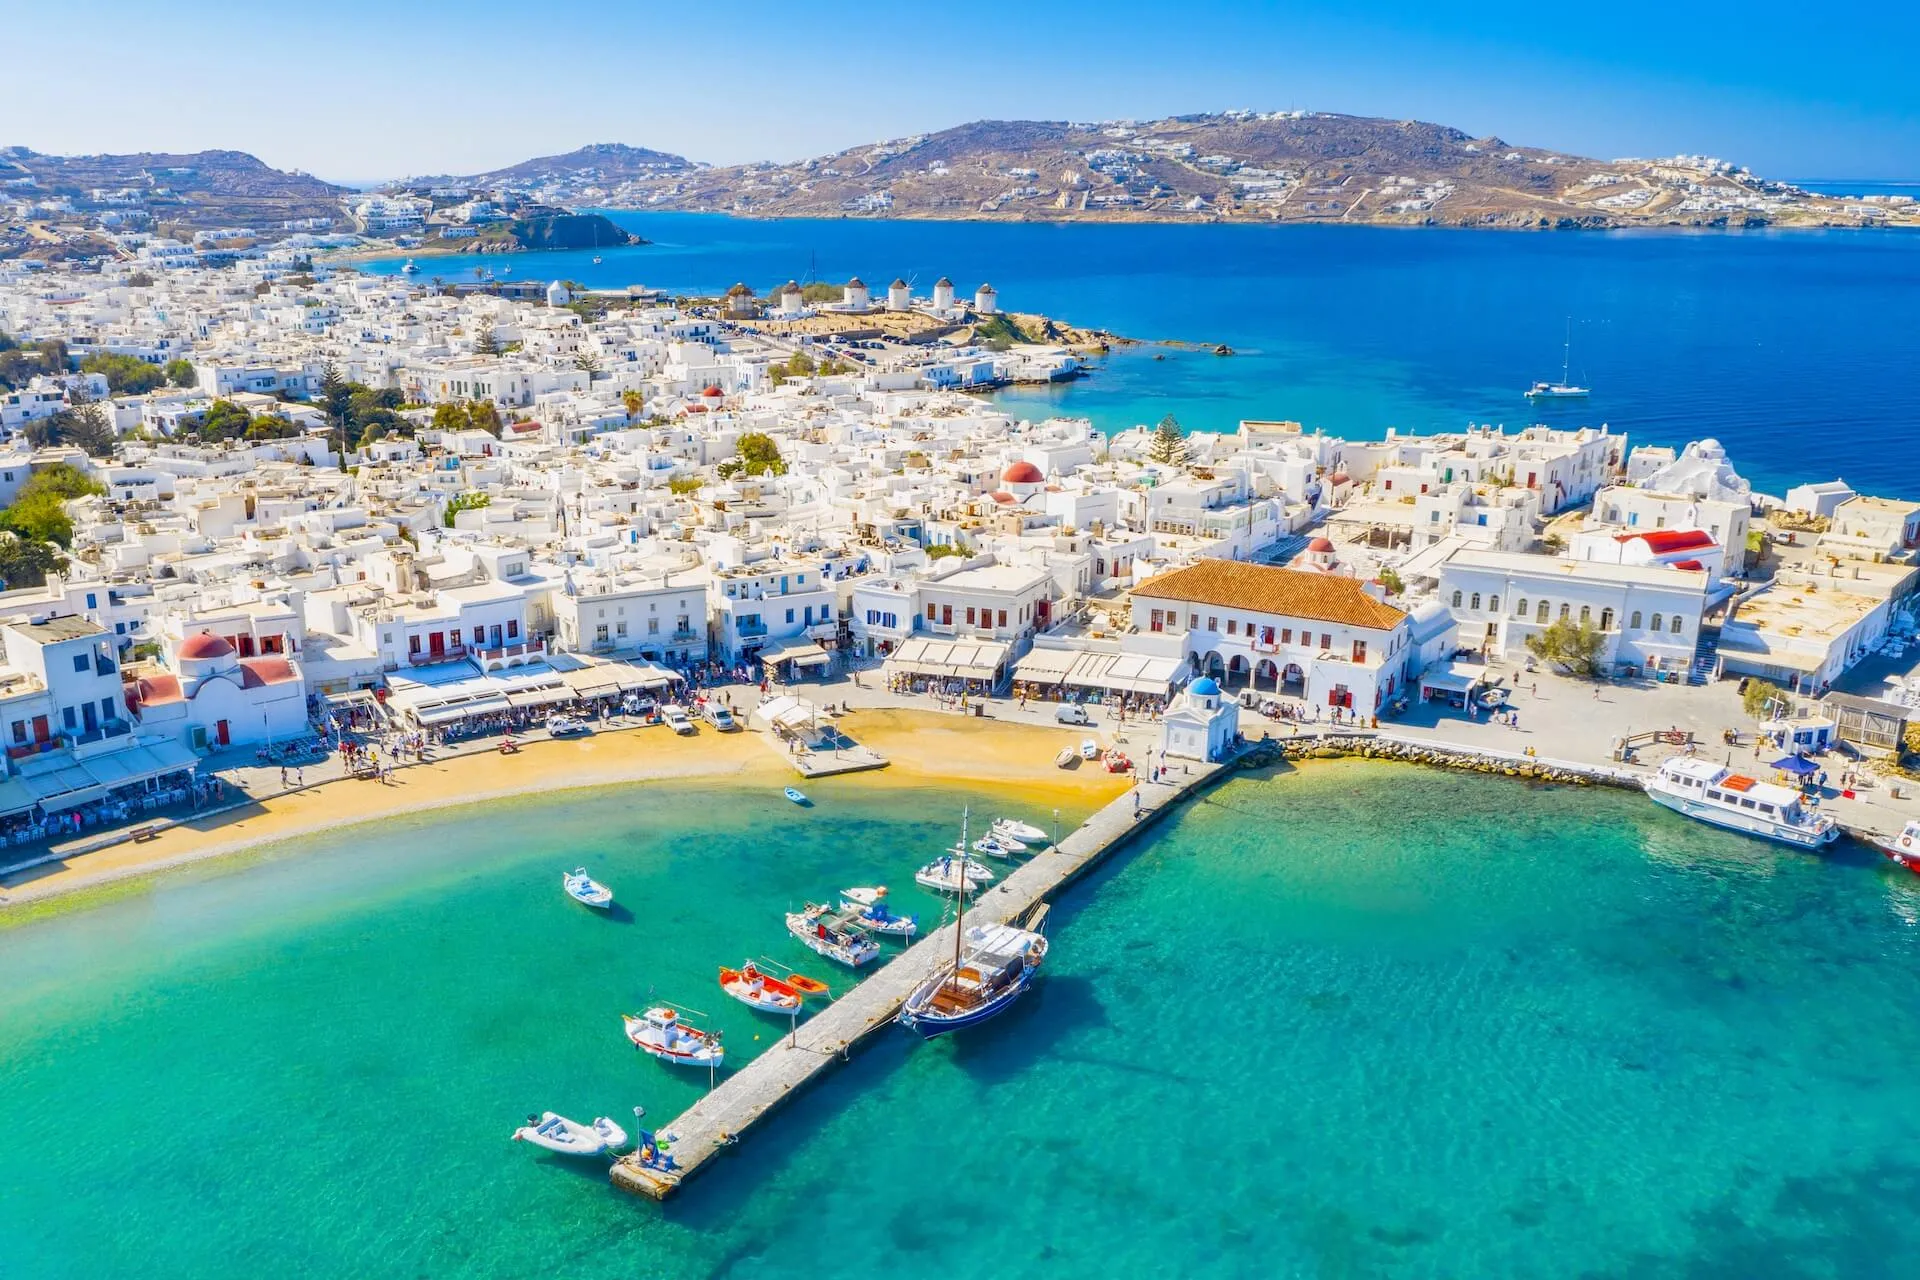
[574,112,1910,231]
[0,146,349,231]
[463,142,700,188]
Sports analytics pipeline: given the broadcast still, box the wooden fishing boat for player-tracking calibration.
[718,962,803,1014]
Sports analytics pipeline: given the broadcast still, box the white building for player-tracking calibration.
[1131,560,1414,712]
[1161,675,1238,762]
[1435,548,1707,678]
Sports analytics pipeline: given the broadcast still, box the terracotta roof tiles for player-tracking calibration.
[1132,560,1408,632]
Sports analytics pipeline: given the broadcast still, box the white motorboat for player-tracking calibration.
[1080,738,1100,760]
[839,886,918,937]
[512,1111,628,1156]
[1055,748,1078,769]
[916,853,995,895]
[562,867,613,909]
[1644,757,1839,849]
[972,834,1025,859]
[993,818,1048,844]
[786,903,883,967]
[623,1007,724,1068]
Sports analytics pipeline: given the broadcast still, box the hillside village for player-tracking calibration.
[0,248,1916,852]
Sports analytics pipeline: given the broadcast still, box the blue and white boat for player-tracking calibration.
[563,867,614,909]
[785,787,809,805]
[839,886,918,938]
[901,919,1048,1038]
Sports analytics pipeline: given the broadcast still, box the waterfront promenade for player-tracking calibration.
[611,751,1233,1199]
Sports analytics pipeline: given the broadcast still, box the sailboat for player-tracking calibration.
[900,809,1049,1038]
[1525,318,1590,399]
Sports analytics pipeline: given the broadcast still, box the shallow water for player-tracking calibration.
[5,764,1918,1278]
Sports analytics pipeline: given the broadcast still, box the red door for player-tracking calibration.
[429,631,445,657]
[31,714,48,742]
[216,720,230,746]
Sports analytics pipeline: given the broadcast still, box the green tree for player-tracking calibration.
[735,431,786,477]
[467,400,503,436]
[18,463,105,503]
[1147,414,1189,466]
[244,414,301,441]
[667,475,703,495]
[193,399,255,441]
[474,325,499,356]
[430,402,473,434]
[621,389,644,423]
[1524,617,1607,677]
[80,352,165,395]
[1377,567,1405,597]
[0,531,63,589]
[319,360,354,462]
[31,389,116,457]
[2,491,77,548]
[127,271,155,288]
[574,350,602,375]
[443,491,491,527]
[1742,678,1784,721]
[164,358,197,388]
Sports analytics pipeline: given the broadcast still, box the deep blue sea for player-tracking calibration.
[358,212,1920,496]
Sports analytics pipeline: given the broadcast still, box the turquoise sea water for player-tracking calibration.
[356,213,1920,495]
[6,763,1920,1278]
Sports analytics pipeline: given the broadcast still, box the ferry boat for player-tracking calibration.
[562,867,613,909]
[1644,757,1839,849]
[1873,820,1920,875]
[840,886,918,937]
[622,1007,724,1067]
[400,259,418,275]
[786,903,882,967]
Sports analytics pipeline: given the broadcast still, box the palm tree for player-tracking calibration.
[622,389,644,423]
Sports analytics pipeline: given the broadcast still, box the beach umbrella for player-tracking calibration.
[1770,754,1819,777]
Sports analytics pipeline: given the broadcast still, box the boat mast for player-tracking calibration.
[954,807,969,978]
[1561,316,1572,386]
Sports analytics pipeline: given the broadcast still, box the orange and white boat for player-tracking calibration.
[718,962,810,1014]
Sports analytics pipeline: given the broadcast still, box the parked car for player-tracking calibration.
[703,704,737,731]
[546,715,590,737]
[662,705,696,735]
[1055,704,1093,726]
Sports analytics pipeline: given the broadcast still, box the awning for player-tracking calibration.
[751,694,818,731]
[413,696,511,726]
[506,687,573,710]
[560,667,623,699]
[884,636,1010,682]
[1012,647,1078,685]
[0,777,38,818]
[1419,662,1479,695]
[1060,651,1182,695]
[758,636,831,668]
[616,663,680,690]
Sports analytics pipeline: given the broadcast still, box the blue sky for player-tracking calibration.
[6,0,1915,181]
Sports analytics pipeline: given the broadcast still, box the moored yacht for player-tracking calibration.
[1645,757,1839,849]
[900,921,1049,1038]
[622,1007,724,1068]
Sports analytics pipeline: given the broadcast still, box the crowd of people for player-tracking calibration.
[1,773,226,849]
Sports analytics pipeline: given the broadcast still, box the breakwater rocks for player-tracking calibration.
[1237,733,1641,791]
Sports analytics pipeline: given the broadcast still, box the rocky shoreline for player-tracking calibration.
[1237,731,1640,790]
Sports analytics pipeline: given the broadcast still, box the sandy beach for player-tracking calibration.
[0,711,1130,916]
